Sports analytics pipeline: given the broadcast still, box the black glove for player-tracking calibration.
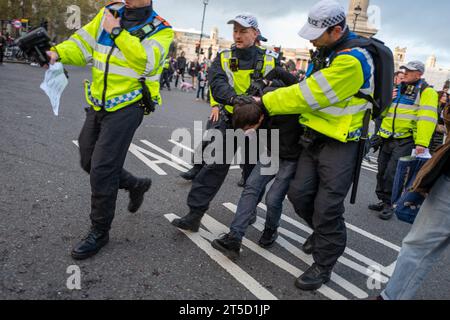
[230,95,256,106]
[370,135,383,153]
[247,79,268,97]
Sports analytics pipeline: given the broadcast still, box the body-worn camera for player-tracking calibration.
[15,27,51,66]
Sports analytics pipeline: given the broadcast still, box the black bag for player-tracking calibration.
[333,36,395,119]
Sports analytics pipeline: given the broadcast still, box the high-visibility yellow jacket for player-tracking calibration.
[379,81,438,147]
[262,46,375,143]
[52,3,174,112]
[210,47,277,114]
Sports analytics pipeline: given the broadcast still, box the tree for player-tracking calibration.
[1,0,108,41]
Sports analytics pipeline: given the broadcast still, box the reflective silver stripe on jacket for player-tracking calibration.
[386,113,437,124]
[76,28,97,49]
[314,71,339,105]
[263,55,274,76]
[141,38,165,76]
[299,81,320,110]
[419,105,438,112]
[418,116,438,124]
[68,38,93,63]
[93,59,160,81]
[95,43,125,60]
[386,113,418,121]
[353,47,375,96]
[319,104,370,116]
[221,51,234,88]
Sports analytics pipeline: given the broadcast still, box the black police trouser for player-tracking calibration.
[376,137,415,204]
[160,70,171,89]
[288,138,359,269]
[187,115,256,214]
[78,105,144,232]
[0,49,4,64]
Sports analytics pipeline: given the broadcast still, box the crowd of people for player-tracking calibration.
[159,51,212,100]
[36,0,449,300]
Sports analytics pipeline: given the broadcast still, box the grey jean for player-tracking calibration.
[381,174,450,300]
[230,159,298,240]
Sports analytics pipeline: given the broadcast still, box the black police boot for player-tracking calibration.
[171,211,203,232]
[71,229,109,260]
[295,264,332,291]
[180,165,203,181]
[369,201,387,212]
[379,205,394,221]
[128,178,152,213]
[258,228,278,249]
[302,235,314,255]
[211,233,242,260]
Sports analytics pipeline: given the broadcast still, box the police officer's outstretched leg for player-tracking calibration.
[72,106,150,260]
[172,116,232,232]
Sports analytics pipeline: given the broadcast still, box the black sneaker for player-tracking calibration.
[180,165,203,181]
[211,233,242,260]
[171,212,203,232]
[368,202,386,212]
[258,228,278,248]
[237,176,245,188]
[295,264,332,291]
[379,206,394,221]
[71,229,109,260]
[128,178,152,213]
[302,235,314,255]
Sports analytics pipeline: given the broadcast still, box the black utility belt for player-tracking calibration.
[300,128,334,145]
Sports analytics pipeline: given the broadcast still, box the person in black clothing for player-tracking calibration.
[0,32,6,65]
[160,60,172,91]
[175,52,186,87]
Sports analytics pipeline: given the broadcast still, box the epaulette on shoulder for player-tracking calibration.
[265,48,279,59]
[155,15,172,27]
[219,48,232,55]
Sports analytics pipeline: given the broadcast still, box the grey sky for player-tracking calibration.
[153,0,450,67]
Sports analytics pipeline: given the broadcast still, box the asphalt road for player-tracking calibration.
[0,63,449,300]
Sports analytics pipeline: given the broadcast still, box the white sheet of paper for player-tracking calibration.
[40,62,68,116]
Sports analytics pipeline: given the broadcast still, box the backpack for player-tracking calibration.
[333,36,395,119]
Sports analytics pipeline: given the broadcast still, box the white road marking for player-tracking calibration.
[141,140,191,169]
[128,143,190,176]
[199,214,348,300]
[168,139,241,170]
[223,203,388,286]
[164,214,278,300]
[256,203,401,254]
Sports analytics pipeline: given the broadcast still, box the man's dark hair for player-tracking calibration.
[326,19,346,34]
[232,103,263,130]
